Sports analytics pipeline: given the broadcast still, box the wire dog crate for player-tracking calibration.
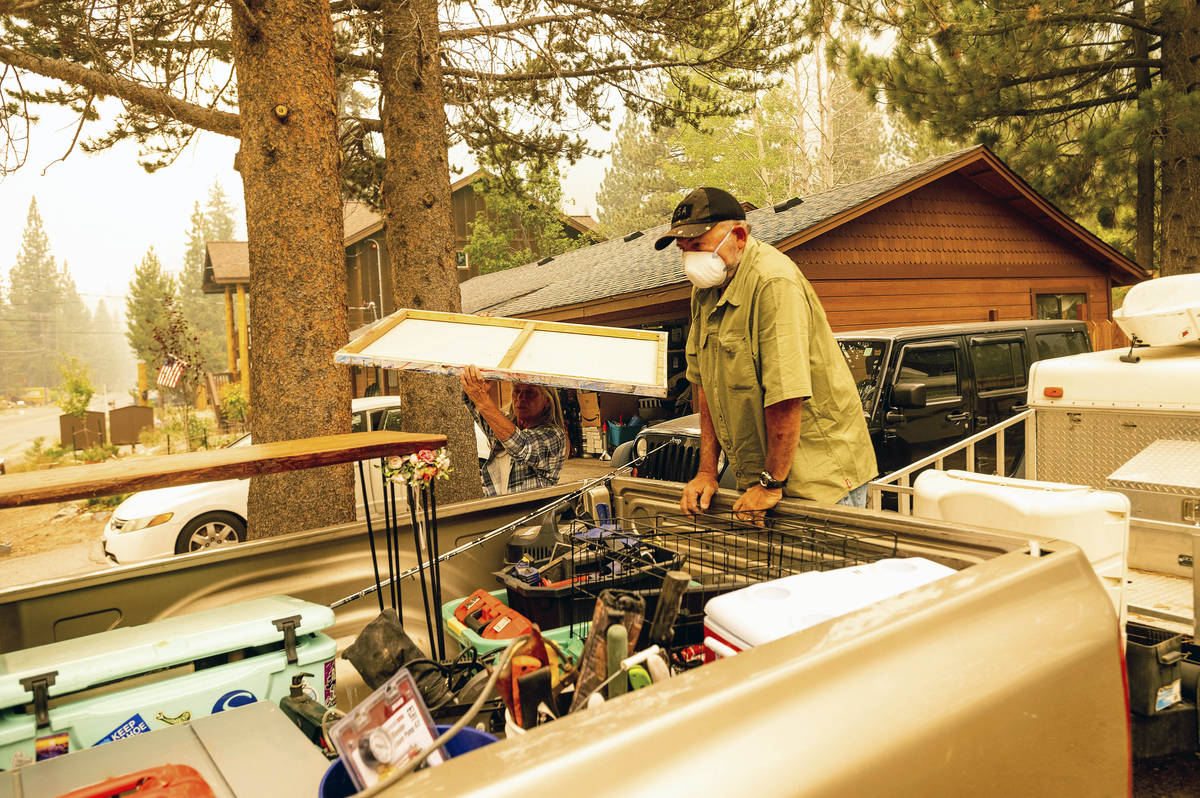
[496,511,900,654]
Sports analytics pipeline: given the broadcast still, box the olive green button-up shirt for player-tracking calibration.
[685,237,877,503]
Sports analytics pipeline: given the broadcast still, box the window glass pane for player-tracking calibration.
[1035,330,1089,360]
[898,347,959,401]
[381,409,404,432]
[971,341,1026,391]
[351,412,367,433]
[1036,293,1088,320]
[837,339,886,416]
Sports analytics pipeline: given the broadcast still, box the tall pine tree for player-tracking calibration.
[125,248,176,367]
[179,181,238,372]
[819,0,1200,273]
[8,198,71,389]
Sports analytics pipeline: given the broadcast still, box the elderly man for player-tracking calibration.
[655,187,876,519]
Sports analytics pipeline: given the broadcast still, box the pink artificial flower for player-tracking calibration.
[388,456,402,470]
[417,449,436,464]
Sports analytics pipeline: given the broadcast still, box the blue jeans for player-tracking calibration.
[837,482,869,508]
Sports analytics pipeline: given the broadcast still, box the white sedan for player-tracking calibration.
[101,396,410,565]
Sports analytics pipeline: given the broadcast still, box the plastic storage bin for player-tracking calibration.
[319,725,498,798]
[1126,622,1186,716]
[703,558,955,661]
[440,590,587,662]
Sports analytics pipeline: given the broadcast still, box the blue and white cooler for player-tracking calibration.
[0,595,337,768]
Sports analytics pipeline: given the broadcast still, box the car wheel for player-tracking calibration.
[175,512,246,555]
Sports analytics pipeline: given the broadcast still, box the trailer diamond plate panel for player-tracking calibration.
[1036,409,1200,489]
[1107,439,1200,495]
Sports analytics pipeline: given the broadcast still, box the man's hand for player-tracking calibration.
[680,471,720,515]
[732,484,783,526]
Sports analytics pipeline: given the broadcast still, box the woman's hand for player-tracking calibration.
[461,365,495,409]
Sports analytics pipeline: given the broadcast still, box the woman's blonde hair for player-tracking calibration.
[504,384,569,454]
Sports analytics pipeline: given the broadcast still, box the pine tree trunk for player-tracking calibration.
[1158,1,1200,276]
[230,0,355,537]
[379,0,485,503]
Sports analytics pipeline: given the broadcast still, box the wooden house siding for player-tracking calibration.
[789,173,1113,331]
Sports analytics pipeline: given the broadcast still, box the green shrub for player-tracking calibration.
[218,383,250,424]
[79,443,119,462]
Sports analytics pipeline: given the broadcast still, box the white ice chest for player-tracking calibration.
[703,558,957,658]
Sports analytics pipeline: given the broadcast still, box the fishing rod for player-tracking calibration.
[330,438,680,609]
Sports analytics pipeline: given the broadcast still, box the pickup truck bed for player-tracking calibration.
[0,477,1128,796]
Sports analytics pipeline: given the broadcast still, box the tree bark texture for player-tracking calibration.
[1159,0,1200,275]
[379,0,484,503]
[231,0,355,536]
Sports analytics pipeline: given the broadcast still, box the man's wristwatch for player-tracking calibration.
[758,470,786,490]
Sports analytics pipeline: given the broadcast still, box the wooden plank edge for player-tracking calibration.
[0,433,447,509]
[497,321,538,369]
[406,308,663,341]
[339,310,409,355]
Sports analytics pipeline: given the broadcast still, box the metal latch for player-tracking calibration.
[1184,499,1199,525]
[19,671,57,729]
[272,615,302,664]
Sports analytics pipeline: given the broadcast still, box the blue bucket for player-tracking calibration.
[319,725,498,797]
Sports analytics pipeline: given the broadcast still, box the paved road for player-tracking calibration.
[0,406,62,462]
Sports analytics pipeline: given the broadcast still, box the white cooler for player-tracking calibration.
[702,558,956,660]
[913,469,1129,616]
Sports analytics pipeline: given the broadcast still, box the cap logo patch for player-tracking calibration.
[672,203,693,224]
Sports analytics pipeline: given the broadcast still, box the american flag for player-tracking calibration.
[155,355,187,389]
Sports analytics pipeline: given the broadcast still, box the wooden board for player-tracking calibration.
[0,431,446,508]
[334,308,669,397]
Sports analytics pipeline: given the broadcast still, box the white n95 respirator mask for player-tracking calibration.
[681,230,732,289]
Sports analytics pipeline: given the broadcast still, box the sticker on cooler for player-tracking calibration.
[1156,679,1182,712]
[324,659,337,706]
[94,713,152,745]
[212,689,257,713]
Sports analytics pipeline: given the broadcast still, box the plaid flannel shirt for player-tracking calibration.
[466,399,567,497]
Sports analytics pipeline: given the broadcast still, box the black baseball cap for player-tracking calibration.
[654,187,746,250]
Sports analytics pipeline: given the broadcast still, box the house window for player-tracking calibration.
[455,250,468,269]
[1036,293,1088,320]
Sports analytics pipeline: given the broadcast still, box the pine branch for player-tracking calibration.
[0,46,241,137]
[963,12,1164,38]
[330,0,380,12]
[41,91,92,176]
[228,0,261,38]
[440,12,596,42]
[443,57,716,83]
[997,58,1161,88]
[987,91,1138,118]
[336,51,380,72]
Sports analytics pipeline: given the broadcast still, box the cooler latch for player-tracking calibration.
[19,671,57,729]
[272,615,302,664]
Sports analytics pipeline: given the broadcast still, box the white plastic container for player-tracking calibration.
[1113,273,1200,347]
[702,558,956,660]
[914,469,1129,615]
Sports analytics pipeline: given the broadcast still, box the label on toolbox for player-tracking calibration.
[1156,678,1182,711]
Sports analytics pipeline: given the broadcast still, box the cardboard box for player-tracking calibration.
[578,391,601,427]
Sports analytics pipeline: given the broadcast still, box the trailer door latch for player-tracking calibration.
[19,671,58,729]
[272,615,302,664]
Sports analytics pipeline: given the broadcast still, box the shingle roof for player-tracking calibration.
[202,241,250,293]
[461,147,976,315]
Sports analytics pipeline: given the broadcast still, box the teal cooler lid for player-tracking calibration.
[0,595,334,709]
